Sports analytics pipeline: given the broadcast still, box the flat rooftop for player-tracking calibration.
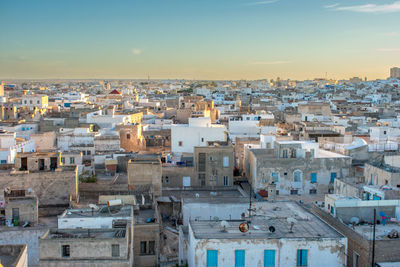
[60,205,132,219]
[190,202,343,240]
[163,188,246,200]
[0,244,26,267]
[354,223,400,240]
[45,228,126,239]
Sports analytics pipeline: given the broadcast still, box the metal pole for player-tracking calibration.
[371,208,376,267]
[249,182,252,220]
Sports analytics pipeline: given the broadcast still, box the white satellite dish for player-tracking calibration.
[89,204,99,211]
[220,220,230,232]
[350,217,360,225]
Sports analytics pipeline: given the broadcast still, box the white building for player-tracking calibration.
[0,131,35,164]
[182,201,347,267]
[21,94,48,110]
[171,117,227,155]
[57,128,95,152]
[58,205,133,229]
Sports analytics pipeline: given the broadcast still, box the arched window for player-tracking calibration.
[293,170,302,182]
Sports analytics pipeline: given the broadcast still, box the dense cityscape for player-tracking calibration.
[2,0,400,267]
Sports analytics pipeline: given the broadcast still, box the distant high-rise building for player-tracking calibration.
[390,67,400,78]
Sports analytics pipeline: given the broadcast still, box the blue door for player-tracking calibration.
[235,250,245,267]
[330,172,337,183]
[207,250,218,267]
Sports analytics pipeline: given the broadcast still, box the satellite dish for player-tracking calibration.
[287,217,298,233]
[89,204,99,211]
[220,220,230,232]
[239,222,249,233]
[269,226,276,233]
[195,193,200,198]
[350,217,360,225]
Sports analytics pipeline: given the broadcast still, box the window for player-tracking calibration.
[297,249,307,266]
[353,252,359,267]
[290,189,298,195]
[24,100,27,104]
[264,250,275,267]
[87,150,91,155]
[384,130,387,135]
[148,241,155,255]
[207,250,218,267]
[37,100,40,104]
[291,149,296,158]
[293,170,302,182]
[140,241,147,255]
[69,157,75,164]
[199,174,206,186]
[198,153,206,172]
[282,149,288,158]
[112,244,120,257]
[164,176,169,184]
[61,157,65,164]
[309,189,317,194]
[178,141,183,147]
[223,176,229,186]
[223,156,229,167]
[30,100,32,104]
[276,190,279,195]
[310,173,317,183]
[82,151,86,155]
[127,134,131,139]
[201,137,204,142]
[235,250,245,267]
[0,160,6,164]
[330,172,337,183]
[61,245,70,257]
[271,172,279,183]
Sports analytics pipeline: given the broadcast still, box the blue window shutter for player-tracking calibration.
[235,250,245,267]
[330,172,337,183]
[264,250,275,267]
[207,250,218,267]
[302,250,307,266]
[311,173,317,183]
[297,249,307,266]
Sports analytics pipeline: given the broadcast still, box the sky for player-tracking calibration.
[0,0,399,80]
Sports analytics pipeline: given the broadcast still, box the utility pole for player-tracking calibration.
[248,182,252,221]
[371,208,376,267]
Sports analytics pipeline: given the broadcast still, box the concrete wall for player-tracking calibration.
[171,124,227,154]
[162,166,195,188]
[127,159,162,197]
[182,202,249,226]
[364,163,400,187]
[194,146,234,187]
[134,223,160,267]
[187,223,346,267]
[5,197,39,225]
[0,168,78,206]
[0,228,48,267]
[30,132,56,151]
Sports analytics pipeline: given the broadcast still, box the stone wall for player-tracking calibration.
[0,168,78,206]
